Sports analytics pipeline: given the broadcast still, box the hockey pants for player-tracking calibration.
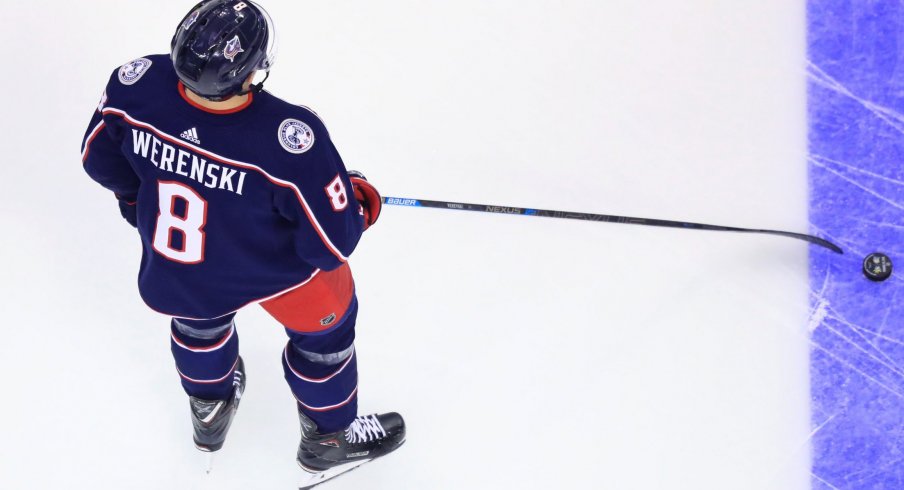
[170,297,359,434]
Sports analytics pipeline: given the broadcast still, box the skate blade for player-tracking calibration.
[297,460,369,490]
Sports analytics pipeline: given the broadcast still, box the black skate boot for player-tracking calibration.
[296,410,406,489]
[189,357,246,452]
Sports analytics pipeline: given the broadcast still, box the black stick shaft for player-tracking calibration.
[382,196,843,254]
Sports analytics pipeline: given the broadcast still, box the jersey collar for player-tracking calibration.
[178,82,254,115]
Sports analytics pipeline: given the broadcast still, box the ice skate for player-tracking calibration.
[189,357,246,452]
[296,410,405,489]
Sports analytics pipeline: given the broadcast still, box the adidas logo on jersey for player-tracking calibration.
[180,128,201,144]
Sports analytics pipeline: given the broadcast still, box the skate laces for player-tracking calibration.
[345,414,387,444]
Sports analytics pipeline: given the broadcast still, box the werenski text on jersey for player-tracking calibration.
[132,129,248,195]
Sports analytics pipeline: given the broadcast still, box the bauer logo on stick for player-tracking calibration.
[278,119,315,154]
[118,58,152,85]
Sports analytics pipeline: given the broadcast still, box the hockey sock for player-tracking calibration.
[171,314,239,400]
[282,302,358,434]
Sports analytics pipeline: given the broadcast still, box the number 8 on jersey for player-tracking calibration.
[153,181,208,264]
[325,174,348,211]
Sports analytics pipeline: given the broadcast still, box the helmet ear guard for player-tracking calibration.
[170,0,278,101]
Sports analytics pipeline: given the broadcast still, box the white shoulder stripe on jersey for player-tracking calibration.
[100,107,349,263]
[260,91,327,128]
[297,104,326,127]
[81,120,106,159]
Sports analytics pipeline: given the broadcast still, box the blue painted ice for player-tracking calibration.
[809,2,904,488]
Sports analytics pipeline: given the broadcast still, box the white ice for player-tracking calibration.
[0,1,811,489]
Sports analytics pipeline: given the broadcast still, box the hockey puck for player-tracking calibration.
[862,253,893,282]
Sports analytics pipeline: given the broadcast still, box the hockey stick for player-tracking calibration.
[382,196,844,254]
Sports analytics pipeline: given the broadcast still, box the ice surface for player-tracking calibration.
[808,1,904,489]
[0,1,815,489]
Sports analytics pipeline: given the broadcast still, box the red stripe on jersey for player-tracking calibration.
[81,121,106,162]
[99,107,349,264]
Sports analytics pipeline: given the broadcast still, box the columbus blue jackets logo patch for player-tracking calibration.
[118,58,152,85]
[182,10,200,30]
[278,119,315,154]
[224,36,244,62]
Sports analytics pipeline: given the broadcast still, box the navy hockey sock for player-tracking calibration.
[171,314,239,400]
[282,306,358,434]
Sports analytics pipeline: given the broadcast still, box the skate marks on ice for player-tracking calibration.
[809,156,904,214]
[807,225,903,488]
[809,274,904,396]
[808,61,904,140]
[807,6,904,486]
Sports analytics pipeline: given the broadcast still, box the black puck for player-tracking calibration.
[862,253,893,282]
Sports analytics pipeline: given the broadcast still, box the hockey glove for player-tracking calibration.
[347,170,382,230]
[116,194,138,228]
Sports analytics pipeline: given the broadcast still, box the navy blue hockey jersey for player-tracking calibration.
[81,54,365,319]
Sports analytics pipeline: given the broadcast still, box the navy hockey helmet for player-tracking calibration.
[171,0,277,101]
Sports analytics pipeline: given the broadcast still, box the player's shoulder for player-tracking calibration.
[260,91,330,133]
[103,54,174,104]
[257,91,334,157]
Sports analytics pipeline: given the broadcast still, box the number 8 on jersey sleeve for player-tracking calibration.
[324,174,349,211]
[153,181,208,264]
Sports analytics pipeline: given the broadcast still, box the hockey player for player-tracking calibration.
[80,1,404,487]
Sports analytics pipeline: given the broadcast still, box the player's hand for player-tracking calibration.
[347,170,381,230]
[116,195,138,228]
